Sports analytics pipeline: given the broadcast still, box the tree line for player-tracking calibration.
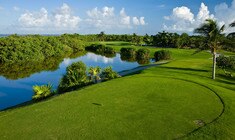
[0,34,86,63]
[1,26,234,64]
[95,31,234,51]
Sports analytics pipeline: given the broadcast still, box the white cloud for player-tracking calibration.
[86,6,116,28]
[163,3,214,32]
[13,6,20,11]
[133,17,140,25]
[86,6,145,29]
[102,6,114,17]
[133,17,146,25]
[214,0,235,33]
[86,53,113,64]
[19,8,49,27]
[16,4,146,33]
[172,6,194,22]
[163,1,235,33]
[197,3,214,22]
[120,8,130,25]
[53,3,81,29]
[18,3,80,31]
[140,17,145,25]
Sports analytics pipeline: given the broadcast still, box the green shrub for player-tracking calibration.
[217,55,235,77]
[100,66,120,81]
[120,48,136,62]
[32,84,54,100]
[104,47,116,55]
[88,66,101,83]
[85,44,116,58]
[85,44,105,53]
[154,50,171,61]
[58,61,88,93]
[137,59,150,65]
[136,48,150,60]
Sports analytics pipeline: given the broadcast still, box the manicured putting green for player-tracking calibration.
[0,76,223,139]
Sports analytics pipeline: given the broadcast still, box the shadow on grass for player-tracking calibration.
[217,74,235,82]
[160,66,209,72]
[216,78,235,85]
[106,42,132,46]
[147,66,212,81]
[92,103,102,106]
[122,71,142,77]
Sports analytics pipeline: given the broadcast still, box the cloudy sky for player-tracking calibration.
[0,0,234,35]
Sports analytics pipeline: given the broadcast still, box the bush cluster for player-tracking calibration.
[120,47,150,64]
[136,48,150,60]
[58,61,88,93]
[120,48,137,62]
[57,61,120,93]
[154,50,171,61]
[85,44,116,57]
[100,66,120,81]
[217,55,235,76]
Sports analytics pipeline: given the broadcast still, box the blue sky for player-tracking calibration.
[0,0,234,35]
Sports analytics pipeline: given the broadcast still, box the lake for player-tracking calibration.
[0,52,145,110]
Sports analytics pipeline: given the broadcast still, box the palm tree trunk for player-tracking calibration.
[212,51,216,79]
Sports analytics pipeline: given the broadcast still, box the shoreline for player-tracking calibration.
[0,61,168,112]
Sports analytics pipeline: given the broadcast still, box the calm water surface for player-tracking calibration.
[0,53,141,110]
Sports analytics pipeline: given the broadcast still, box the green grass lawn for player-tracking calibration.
[0,41,234,139]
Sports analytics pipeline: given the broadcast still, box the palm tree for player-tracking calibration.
[88,66,101,83]
[98,31,105,41]
[32,84,53,100]
[131,33,141,45]
[194,19,225,79]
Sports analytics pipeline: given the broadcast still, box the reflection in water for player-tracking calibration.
[120,53,150,65]
[86,53,114,64]
[0,52,142,110]
[137,59,150,65]
[0,52,87,80]
[0,58,63,80]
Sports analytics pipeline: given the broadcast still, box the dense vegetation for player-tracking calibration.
[58,61,88,93]
[217,55,235,76]
[0,34,86,63]
[136,48,150,60]
[58,61,120,93]
[120,47,137,62]
[154,50,171,61]
[1,26,234,65]
[100,66,120,81]
[92,30,235,52]
[85,44,116,58]
[120,47,151,64]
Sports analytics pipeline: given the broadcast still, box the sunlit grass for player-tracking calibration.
[0,41,234,139]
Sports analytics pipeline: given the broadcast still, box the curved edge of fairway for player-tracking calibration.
[143,75,225,140]
[177,80,225,139]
